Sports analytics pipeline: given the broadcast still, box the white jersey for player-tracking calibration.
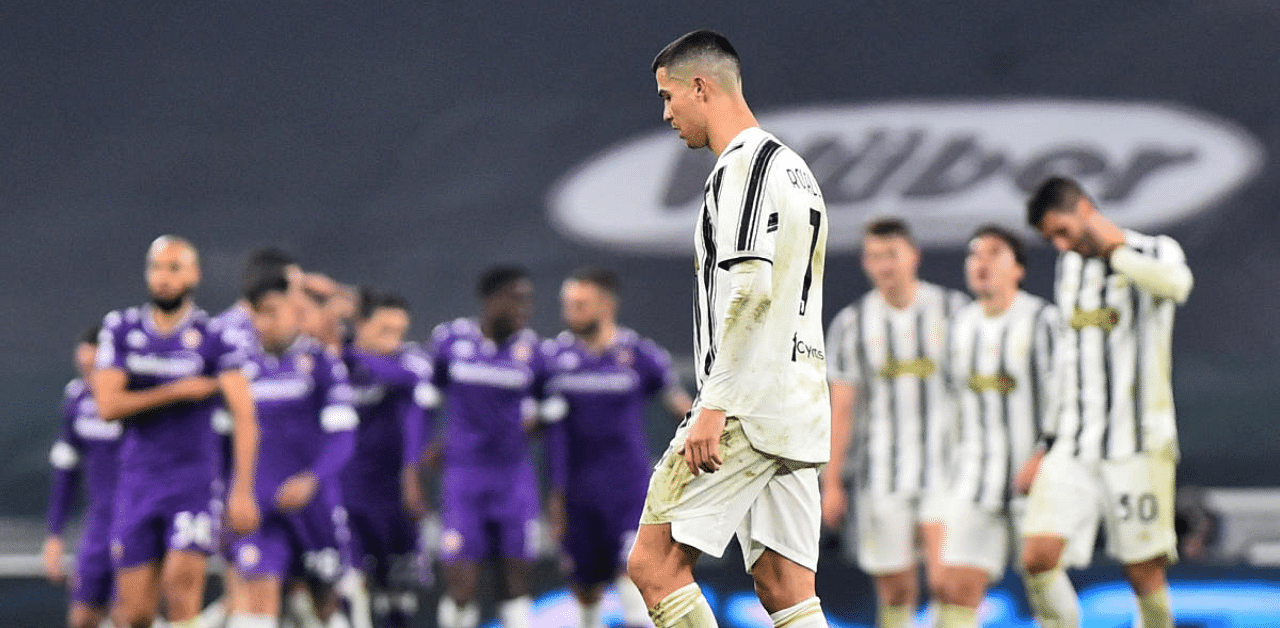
[948,291,1058,511]
[691,126,830,463]
[1053,230,1186,461]
[827,281,969,497]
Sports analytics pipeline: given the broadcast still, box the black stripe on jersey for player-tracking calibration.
[1101,263,1114,459]
[718,255,773,270]
[998,324,1014,508]
[915,309,930,494]
[854,299,869,391]
[1072,260,1088,457]
[970,329,986,505]
[736,140,783,252]
[885,317,899,493]
[712,167,726,207]
[721,143,745,158]
[1030,303,1048,443]
[700,207,718,377]
[1132,240,1150,453]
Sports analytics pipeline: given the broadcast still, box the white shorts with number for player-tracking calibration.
[1023,443,1177,566]
[639,418,821,573]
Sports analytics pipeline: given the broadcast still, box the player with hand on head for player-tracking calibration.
[823,218,968,628]
[91,235,260,628]
[43,326,122,628]
[542,267,692,628]
[628,29,833,628]
[1020,176,1193,628]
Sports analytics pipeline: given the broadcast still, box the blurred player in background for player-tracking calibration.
[823,218,968,628]
[430,265,549,628]
[935,226,1063,628]
[43,326,121,628]
[91,235,260,628]
[225,273,358,628]
[629,29,832,628]
[339,288,438,628]
[542,267,692,628]
[1021,176,1193,628]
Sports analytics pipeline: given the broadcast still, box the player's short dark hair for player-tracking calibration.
[651,29,740,75]
[1026,176,1089,229]
[240,247,296,300]
[477,265,531,299]
[245,274,291,309]
[357,286,410,320]
[970,224,1028,269]
[79,325,101,346]
[567,266,620,297]
[864,217,916,245]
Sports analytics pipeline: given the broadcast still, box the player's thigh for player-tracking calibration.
[738,461,821,575]
[1022,451,1100,569]
[563,499,612,586]
[113,561,161,616]
[853,491,919,575]
[940,502,1010,583]
[491,468,541,563]
[297,495,349,586]
[73,517,116,608]
[1098,447,1178,565]
[240,573,284,616]
[438,468,490,564]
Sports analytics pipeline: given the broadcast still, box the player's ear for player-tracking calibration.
[691,76,707,99]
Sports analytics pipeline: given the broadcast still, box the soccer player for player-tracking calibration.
[935,226,1064,628]
[91,235,260,628]
[628,30,832,628]
[1020,176,1193,628]
[43,326,121,628]
[226,273,358,628]
[542,267,692,628]
[430,265,548,628]
[340,288,438,628]
[823,218,968,628]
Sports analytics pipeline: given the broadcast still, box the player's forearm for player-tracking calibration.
[1109,245,1193,304]
[400,404,427,468]
[663,387,694,419]
[699,260,772,413]
[45,467,79,536]
[311,428,356,481]
[220,370,259,495]
[825,382,855,482]
[93,381,195,421]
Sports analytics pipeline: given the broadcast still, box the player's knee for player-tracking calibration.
[67,605,102,628]
[943,575,985,608]
[113,605,155,628]
[1021,545,1059,575]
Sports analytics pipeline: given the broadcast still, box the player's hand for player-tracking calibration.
[41,536,65,583]
[173,376,220,401]
[679,408,726,475]
[546,490,567,543]
[1014,450,1045,495]
[226,485,261,535]
[821,476,847,529]
[274,471,319,512]
[401,465,428,521]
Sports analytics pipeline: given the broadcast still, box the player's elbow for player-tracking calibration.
[1170,267,1193,304]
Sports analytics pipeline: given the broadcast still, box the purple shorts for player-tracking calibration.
[110,471,218,570]
[72,509,115,606]
[346,498,421,587]
[563,489,644,586]
[439,464,537,563]
[230,488,349,584]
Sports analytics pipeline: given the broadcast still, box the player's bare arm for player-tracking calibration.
[821,380,856,528]
[274,470,318,512]
[219,367,260,534]
[90,367,219,421]
[662,387,694,420]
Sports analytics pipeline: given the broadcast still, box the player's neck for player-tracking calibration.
[980,289,1017,317]
[581,321,618,352]
[708,101,758,156]
[150,300,194,335]
[879,279,918,310]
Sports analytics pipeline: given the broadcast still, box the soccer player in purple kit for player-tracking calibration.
[339,287,438,628]
[43,326,122,628]
[226,273,359,628]
[91,235,261,628]
[430,265,549,628]
[542,268,692,628]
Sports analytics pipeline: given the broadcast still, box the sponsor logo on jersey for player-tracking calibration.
[1070,307,1122,331]
[548,99,1262,251]
[968,371,1018,394]
[879,357,937,379]
[295,354,314,375]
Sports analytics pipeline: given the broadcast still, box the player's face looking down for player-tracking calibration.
[966,234,1024,299]
[483,278,533,342]
[355,306,409,356]
[1037,197,1106,257]
[146,241,199,311]
[252,290,303,354]
[655,67,710,150]
[561,280,613,338]
[861,234,920,296]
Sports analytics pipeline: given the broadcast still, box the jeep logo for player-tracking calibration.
[548,100,1262,252]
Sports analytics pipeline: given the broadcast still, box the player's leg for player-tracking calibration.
[936,504,1011,628]
[740,463,827,628]
[231,574,284,628]
[112,562,162,628]
[438,561,481,628]
[226,513,289,628]
[1100,446,1178,628]
[1020,452,1099,628]
[919,519,947,610]
[627,524,708,627]
[494,467,541,628]
[563,497,610,628]
[67,602,108,628]
[69,515,115,628]
[161,549,211,626]
[853,491,918,628]
[339,505,376,628]
[437,466,485,628]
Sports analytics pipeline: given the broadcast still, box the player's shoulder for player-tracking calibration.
[64,378,87,399]
[432,317,475,342]
[101,306,142,331]
[398,342,433,376]
[1124,229,1184,258]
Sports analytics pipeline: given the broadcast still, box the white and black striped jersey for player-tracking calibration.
[948,291,1058,511]
[1052,230,1187,461]
[691,126,830,464]
[827,282,969,496]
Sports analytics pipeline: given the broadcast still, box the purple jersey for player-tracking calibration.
[95,305,245,481]
[47,378,122,535]
[211,304,257,481]
[542,328,676,495]
[429,319,547,469]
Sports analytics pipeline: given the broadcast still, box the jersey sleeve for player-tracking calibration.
[45,383,84,536]
[713,141,787,269]
[427,323,451,390]
[94,311,128,371]
[209,319,249,374]
[826,304,862,385]
[1032,303,1061,440]
[311,351,357,480]
[636,339,678,396]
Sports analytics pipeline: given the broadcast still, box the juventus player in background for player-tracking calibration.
[628,30,832,628]
[935,226,1065,628]
[92,235,260,628]
[823,218,967,628]
[1020,177,1192,628]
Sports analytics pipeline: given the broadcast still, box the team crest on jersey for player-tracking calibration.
[439,529,464,559]
[614,348,633,366]
[111,540,124,561]
[512,341,532,364]
[127,329,148,349]
[182,328,203,349]
[295,354,314,375]
[557,352,581,371]
[238,543,261,568]
[241,361,260,380]
[454,340,476,359]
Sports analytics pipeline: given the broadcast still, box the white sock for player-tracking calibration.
[1025,570,1080,628]
[438,596,480,628]
[286,588,325,628]
[616,575,652,627]
[228,614,278,628]
[578,599,604,628]
[169,619,201,628]
[768,597,826,628]
[1136,587,1173,628]
[393,591,419,615]
[199,597,229,628]
[648,583,718,628]
[876,604,910,628]
[935,603,978,628]
[338,570,374,628]
[325,611,352,628]
[500,596,533,628]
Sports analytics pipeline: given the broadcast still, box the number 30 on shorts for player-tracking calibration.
[1115,492,1158,522]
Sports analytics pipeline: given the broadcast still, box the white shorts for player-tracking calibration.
[639,418,821,573]
[850,490,946,575]
[940,500,1019,580]
[1023,444,1177,566]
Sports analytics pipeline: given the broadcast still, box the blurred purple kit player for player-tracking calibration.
[230,334,357,587]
